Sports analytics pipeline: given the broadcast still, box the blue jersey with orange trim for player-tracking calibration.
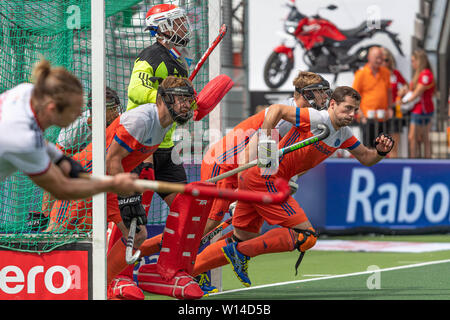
[248,107,360,183]
[73,103,170,173]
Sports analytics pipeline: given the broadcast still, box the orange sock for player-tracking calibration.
[192,239,229,277]
[237,228,296,257]
[139,233,163,257]
[107,239,128,285]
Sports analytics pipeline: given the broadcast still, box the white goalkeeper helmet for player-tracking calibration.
[144,4,191,47]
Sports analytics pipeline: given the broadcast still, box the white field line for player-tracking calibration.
[211,258,450,296]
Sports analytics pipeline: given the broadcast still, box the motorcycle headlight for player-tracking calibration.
[284,21,297,34]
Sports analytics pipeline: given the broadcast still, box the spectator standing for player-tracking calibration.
[400,49,435,158]
[353,46,392,148]
[382,47,408,158]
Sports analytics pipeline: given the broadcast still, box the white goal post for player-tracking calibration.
[91,0,107,300]
[90,0,224,300]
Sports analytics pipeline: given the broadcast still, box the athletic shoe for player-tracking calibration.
[222,241,251,287]
[195,272,219,297]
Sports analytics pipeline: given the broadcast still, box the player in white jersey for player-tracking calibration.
[0,59,143,200]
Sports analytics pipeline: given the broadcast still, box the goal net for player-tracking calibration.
[0,0,212,255]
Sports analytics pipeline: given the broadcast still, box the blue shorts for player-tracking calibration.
[410,112,433,126]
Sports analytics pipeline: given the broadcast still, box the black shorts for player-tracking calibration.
[153,147,187,199]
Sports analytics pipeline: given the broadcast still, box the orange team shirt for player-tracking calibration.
[73,103,170,174]
[352,64,390,117]
[245,107,360,186]
[203,97,297,173]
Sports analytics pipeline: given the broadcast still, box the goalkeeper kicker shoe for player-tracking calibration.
[222,241,251,287]
[107,276,145,300]
[195,272,218,297]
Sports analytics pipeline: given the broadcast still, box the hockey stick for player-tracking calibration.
[200,217,232,247]
[81,174,290,264]
[189,24,227,81]
[207,123,331,184]
[82,174,290,204]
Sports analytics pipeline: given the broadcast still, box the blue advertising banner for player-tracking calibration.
[295,159,450,232]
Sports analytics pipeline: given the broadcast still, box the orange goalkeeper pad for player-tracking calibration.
[194,74,234,121]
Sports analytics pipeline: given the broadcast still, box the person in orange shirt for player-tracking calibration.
[353,46,392,148]
[190,86,394,287]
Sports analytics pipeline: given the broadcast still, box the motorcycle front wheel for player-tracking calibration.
[263,52,294,89]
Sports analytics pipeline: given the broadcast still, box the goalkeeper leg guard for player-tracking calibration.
[138,183,214,299]
[157,184,214,279]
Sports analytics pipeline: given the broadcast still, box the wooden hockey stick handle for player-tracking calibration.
[80,173,289,204]
[186,178,290,204]
[80,173,186,194]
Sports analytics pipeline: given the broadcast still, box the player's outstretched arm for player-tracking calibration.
[30,163,142,200]
[349,133,394,166]
[260,104,297,132]
[239,104,297,167]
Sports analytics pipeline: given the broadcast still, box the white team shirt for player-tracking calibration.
[0,83,62,181]
[307,108,360,151]
[115,102,170,149]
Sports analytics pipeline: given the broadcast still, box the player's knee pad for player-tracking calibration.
[292,227,319,275]
[293,227,319,252]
